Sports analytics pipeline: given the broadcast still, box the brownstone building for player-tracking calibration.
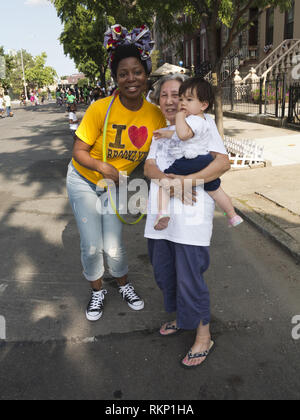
[182,0,300,80]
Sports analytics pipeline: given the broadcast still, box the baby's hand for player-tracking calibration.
[153,129,165,140]
[153,129,175,140]
[177,109,188,118]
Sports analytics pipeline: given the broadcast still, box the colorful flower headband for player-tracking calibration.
[104,24,155,74]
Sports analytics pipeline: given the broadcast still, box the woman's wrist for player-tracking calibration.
[96,160,105,173]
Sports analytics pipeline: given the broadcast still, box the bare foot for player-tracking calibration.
[160,321,179,336]
[182,336,214,367]
[154,215,170,231]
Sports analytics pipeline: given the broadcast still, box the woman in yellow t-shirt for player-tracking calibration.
[66,25,166,322]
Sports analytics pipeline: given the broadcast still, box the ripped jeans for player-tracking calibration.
[66,162,128,282]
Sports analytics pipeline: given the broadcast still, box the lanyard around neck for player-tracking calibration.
[102,90,145,225]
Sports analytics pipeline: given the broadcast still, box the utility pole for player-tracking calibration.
[20,49,28,101]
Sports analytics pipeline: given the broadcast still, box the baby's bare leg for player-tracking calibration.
[155,187,171,231]
[158,186,170,213]
[208,187,236,218]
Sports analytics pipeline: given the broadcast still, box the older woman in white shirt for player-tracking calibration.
[144,74,230,368]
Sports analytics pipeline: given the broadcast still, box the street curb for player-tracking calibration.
[233,198,300,264]
[223,110,288,128]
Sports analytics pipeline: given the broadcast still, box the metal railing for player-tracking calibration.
[222,75,289,118]
[288,83,300,125]
[243,39,300,83]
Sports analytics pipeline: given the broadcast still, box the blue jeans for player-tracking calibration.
[66,162,128,282]
[6,106,11,117]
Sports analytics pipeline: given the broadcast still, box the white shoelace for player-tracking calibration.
[119,283,139,302]
[89,289,107,311]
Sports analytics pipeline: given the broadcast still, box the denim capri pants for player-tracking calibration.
[148,239,211,330]
[66,162,128,282]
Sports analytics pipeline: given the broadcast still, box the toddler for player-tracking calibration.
[69,103,79,136]
[0,94,4,117]
[153,77,243,231]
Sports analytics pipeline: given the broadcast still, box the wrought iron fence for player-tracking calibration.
[222,75,289,117]
[288,83,300,125]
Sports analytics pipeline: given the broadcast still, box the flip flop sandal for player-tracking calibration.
[159,323,181,336]
[181,340,214,368]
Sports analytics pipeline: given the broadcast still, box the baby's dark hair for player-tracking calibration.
[179,77,214,112]
[111,44,149,78]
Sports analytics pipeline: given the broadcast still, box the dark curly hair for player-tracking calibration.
[179,77,214,112]
[111,44,149,78]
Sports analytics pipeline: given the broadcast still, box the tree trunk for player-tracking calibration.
[100,65,107,90]
[206,26,224,138]
[214,82,224,138]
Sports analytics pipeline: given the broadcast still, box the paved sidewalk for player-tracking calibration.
[223,116,300,262]
[224,116,300,166]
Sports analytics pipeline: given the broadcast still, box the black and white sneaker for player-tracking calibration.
[86,289,107,321]
[119,283,144,311]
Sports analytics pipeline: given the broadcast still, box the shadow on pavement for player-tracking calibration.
[0,105,300,400]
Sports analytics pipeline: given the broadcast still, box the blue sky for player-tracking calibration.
[1,0,77,77]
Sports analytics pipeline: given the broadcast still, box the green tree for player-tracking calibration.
[51,0,155,88]
[77,77,89,88]
[25,52,57,90]
[52,1,108,87]
[143,0,292,135]
[0,46,15,91]
[10,50,35,96]
[52,0,292,135]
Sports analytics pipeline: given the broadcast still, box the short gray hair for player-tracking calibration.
[150,73,189,105]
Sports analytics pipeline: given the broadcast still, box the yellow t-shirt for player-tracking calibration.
[73,95,166,185]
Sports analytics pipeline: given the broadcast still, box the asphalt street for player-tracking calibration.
[0,103,300,400]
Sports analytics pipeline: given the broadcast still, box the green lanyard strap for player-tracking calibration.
[102,91,145,225]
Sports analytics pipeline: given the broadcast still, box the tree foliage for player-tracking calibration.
[25,52,57,90]
[51,0,293,133]
[0,48,56,95]
[144,0,292,134]
[51,0,156,86]
[0,46,16,90]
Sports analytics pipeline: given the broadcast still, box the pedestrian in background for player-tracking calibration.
[66,90,76,112]
[69,103,79,136]
[91,87,101,104]
[0,94,4,117]
[34,91,39,106]
[4,91,13,117]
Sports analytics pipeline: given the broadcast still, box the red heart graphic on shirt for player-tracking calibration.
[128,126,148,149]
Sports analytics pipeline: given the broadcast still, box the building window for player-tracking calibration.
[249,8,258,46]
[239,34,243,49]
[284,1,294,39]
[265,8,274,46]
